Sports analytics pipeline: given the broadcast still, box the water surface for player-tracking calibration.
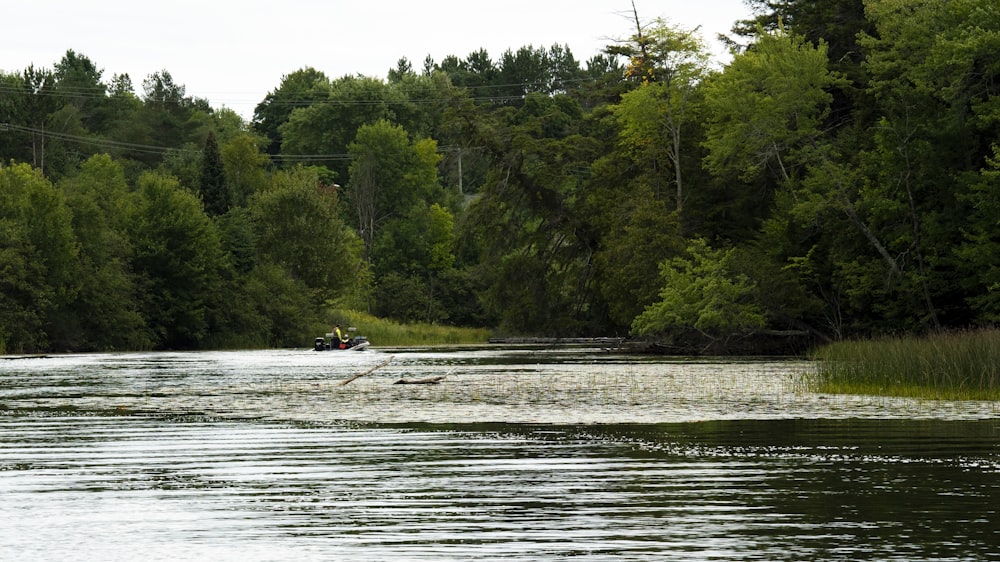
[2,348,998,560]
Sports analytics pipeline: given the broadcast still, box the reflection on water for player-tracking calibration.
[4,347,997,424]
[2,348,999,561]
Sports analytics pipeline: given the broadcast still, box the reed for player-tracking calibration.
[330,309,493,346]
[810,329,1000,400]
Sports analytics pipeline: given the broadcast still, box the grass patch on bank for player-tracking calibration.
[810,329,1000,400]
[328,310,493,347]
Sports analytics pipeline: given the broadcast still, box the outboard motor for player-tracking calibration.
[313,337,327,351]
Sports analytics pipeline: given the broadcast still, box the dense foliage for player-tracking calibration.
[3,0,1000,353]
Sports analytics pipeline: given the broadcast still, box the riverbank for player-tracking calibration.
[328,310,492,346]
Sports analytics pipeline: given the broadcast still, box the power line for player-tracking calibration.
[1,123,198,156]
[1,123,486,164]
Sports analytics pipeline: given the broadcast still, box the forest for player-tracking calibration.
[2,0,1000,354]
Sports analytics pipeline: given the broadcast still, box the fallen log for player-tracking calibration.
[394,375,446,385]
[340,356,394,386]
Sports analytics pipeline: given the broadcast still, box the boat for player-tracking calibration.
[313,328,370,351]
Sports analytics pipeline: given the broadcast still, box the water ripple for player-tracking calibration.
[2,349,999,560]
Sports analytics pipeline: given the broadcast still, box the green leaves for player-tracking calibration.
[249,167,359,298]
[701,25,843,183]
[0,163,79,352]
[632,239,766,338]
[346,120,443,266]
[128,171,225,348]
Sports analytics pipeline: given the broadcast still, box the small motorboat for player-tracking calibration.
[313,328,370,351]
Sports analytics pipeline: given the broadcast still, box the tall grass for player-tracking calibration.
[811,329,1000,400]
[329,309,493,347]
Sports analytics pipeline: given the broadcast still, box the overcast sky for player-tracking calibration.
[4,0,754,119]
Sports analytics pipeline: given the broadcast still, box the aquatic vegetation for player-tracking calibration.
[328,309,493,346]
[811,329,1000,400]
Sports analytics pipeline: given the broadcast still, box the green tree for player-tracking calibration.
[221,134,270,208]
[590,183,685,328]
[279,75,407,180]
[959,146,1000,321]
[131,70,212,168]
[127,170,226,348]
[1,66,61,172]
[138,70,190,151]
[612,18,709,227]
[494,44,585,100]
[253,67,331,155]
[98,72,144,170]
[345,120,442,264]
[248,167,360,298]
[370,201,456,323]
[241,263,327,347]
[855,0,1000,329]
[454,92,604,335]
[58,154,150,350]
[701,24,842,184]
[699,24,867,338]
[632,239,766,345]
[436,49,497,93]
[199,130,229,216]
[53,50,109,133]
[736,0,871,74]
[0,163,79,352]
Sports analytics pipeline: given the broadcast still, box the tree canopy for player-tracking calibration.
[4,0,1000,353]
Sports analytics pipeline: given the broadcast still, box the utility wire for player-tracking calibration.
[1,123,198,156]
[1,122,485,163]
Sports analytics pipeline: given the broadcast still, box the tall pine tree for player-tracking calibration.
[199,130,229,216]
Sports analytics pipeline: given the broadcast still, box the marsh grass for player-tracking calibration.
[330,309,493,346]
[811,329,1000,400]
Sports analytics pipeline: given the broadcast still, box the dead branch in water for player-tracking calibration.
[340,356,394,386]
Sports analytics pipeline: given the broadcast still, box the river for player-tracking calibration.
[2,347,998,560]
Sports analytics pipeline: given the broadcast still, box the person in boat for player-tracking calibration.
[334,324,349,344]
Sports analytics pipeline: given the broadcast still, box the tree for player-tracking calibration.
[131,70,210,167]
[701,24,842,184]
[699,24,883,338]
[253,67,331,155]
[959,146,1000,321]
[248,167,360,298]
[387,57,414,83]
[278,75,407,180]
[370,201,456,323]
[53,50,108,132]
[591,183,685,328]
[0,163,79,352]
[221,134,270,208]
[345,120,441,264]
[855,0,1000,329]
[736,0,871,72]
[453,91,605,335]
[58,154,150,350]
[611,16,710,225]
[2,66,61,172]
[127,170,226,348]
[99,72,144,166]
[631,239,766,346]
[199,130,229,216]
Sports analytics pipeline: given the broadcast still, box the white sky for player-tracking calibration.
[3,0,753,119]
